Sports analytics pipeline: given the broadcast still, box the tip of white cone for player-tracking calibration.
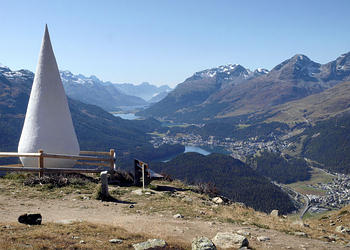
[44,24,49,39]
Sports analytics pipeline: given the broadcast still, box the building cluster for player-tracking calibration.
[307,173,350,210]
[150,133,289,159]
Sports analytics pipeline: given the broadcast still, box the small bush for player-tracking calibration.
[109,170,134,186]
[23,174,97,187]
[147,184,158,190]
[160,172,173,182]
[195,182,219,197]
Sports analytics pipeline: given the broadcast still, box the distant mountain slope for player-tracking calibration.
[114,82,171,101]
[148,91,169,103]
[139,64,268,120]
[266,81,350,124]
[140,52,350,122]
[151,153,296,214]
[60,71,147,111]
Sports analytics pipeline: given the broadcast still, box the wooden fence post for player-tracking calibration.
[109,149,115,171]
[38,149,44,178]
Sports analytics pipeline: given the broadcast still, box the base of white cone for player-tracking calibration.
[20,157,77,169]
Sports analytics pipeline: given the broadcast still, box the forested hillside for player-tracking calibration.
[299,114,350,174]
[248,151,311,184]
[151,153,296,214]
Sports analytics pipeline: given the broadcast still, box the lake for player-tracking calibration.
[113,113,139,120]
[161,145,211,162]
[184,146,210,155]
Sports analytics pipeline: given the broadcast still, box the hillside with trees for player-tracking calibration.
[299,114,350,174]
[151,153,296,214]
[248,151,311,184]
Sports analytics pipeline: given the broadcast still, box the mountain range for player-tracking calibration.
[60,71,171,111]
[0,64,182,166]
[113,82,171,102]
[140,52,350,122]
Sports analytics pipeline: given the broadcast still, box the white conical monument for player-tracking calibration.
[18,25,80,168]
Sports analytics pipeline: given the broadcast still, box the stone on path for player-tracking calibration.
[294,231,308,237]
[212,232,249,249]
[257,236,270,242]
[109,238,123,244]
[173,213,184,219]
[192,236,216,250]
[237,229,251,236]
[133,239,167,250]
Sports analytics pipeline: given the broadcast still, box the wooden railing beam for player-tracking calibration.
[0,152,40,158]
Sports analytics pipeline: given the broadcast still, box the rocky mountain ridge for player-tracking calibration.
[0,65,172,112]
[140,52,350,122]
[60,70,147,111]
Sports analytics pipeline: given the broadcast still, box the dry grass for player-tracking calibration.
[0,221,187,249]
[0,173,98,200]
[109,180,350,245]
[1,176,350,247]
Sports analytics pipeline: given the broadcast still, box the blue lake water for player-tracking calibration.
[161,145,211,162]
[184,146,210,155]
[113,113,139,120]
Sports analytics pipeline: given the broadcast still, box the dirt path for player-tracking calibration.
[0,192,347,250]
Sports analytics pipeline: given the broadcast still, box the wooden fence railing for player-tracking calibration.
[0,149,116,177]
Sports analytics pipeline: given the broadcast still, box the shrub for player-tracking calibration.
[195,182,219,197]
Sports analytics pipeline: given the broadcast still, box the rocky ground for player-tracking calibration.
[0,175,349,249]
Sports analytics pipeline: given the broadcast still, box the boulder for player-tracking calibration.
[18,213,42,225]
[191,236,216,250]
[270,210,279,217]
[212,232,248,249]
[212,197,223,204]
[133,239,167,250]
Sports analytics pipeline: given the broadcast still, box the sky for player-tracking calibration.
[1,0,350,87]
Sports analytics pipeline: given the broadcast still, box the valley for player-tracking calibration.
[150,130,288,161]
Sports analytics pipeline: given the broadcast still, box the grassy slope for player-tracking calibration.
[266,81,350,125]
